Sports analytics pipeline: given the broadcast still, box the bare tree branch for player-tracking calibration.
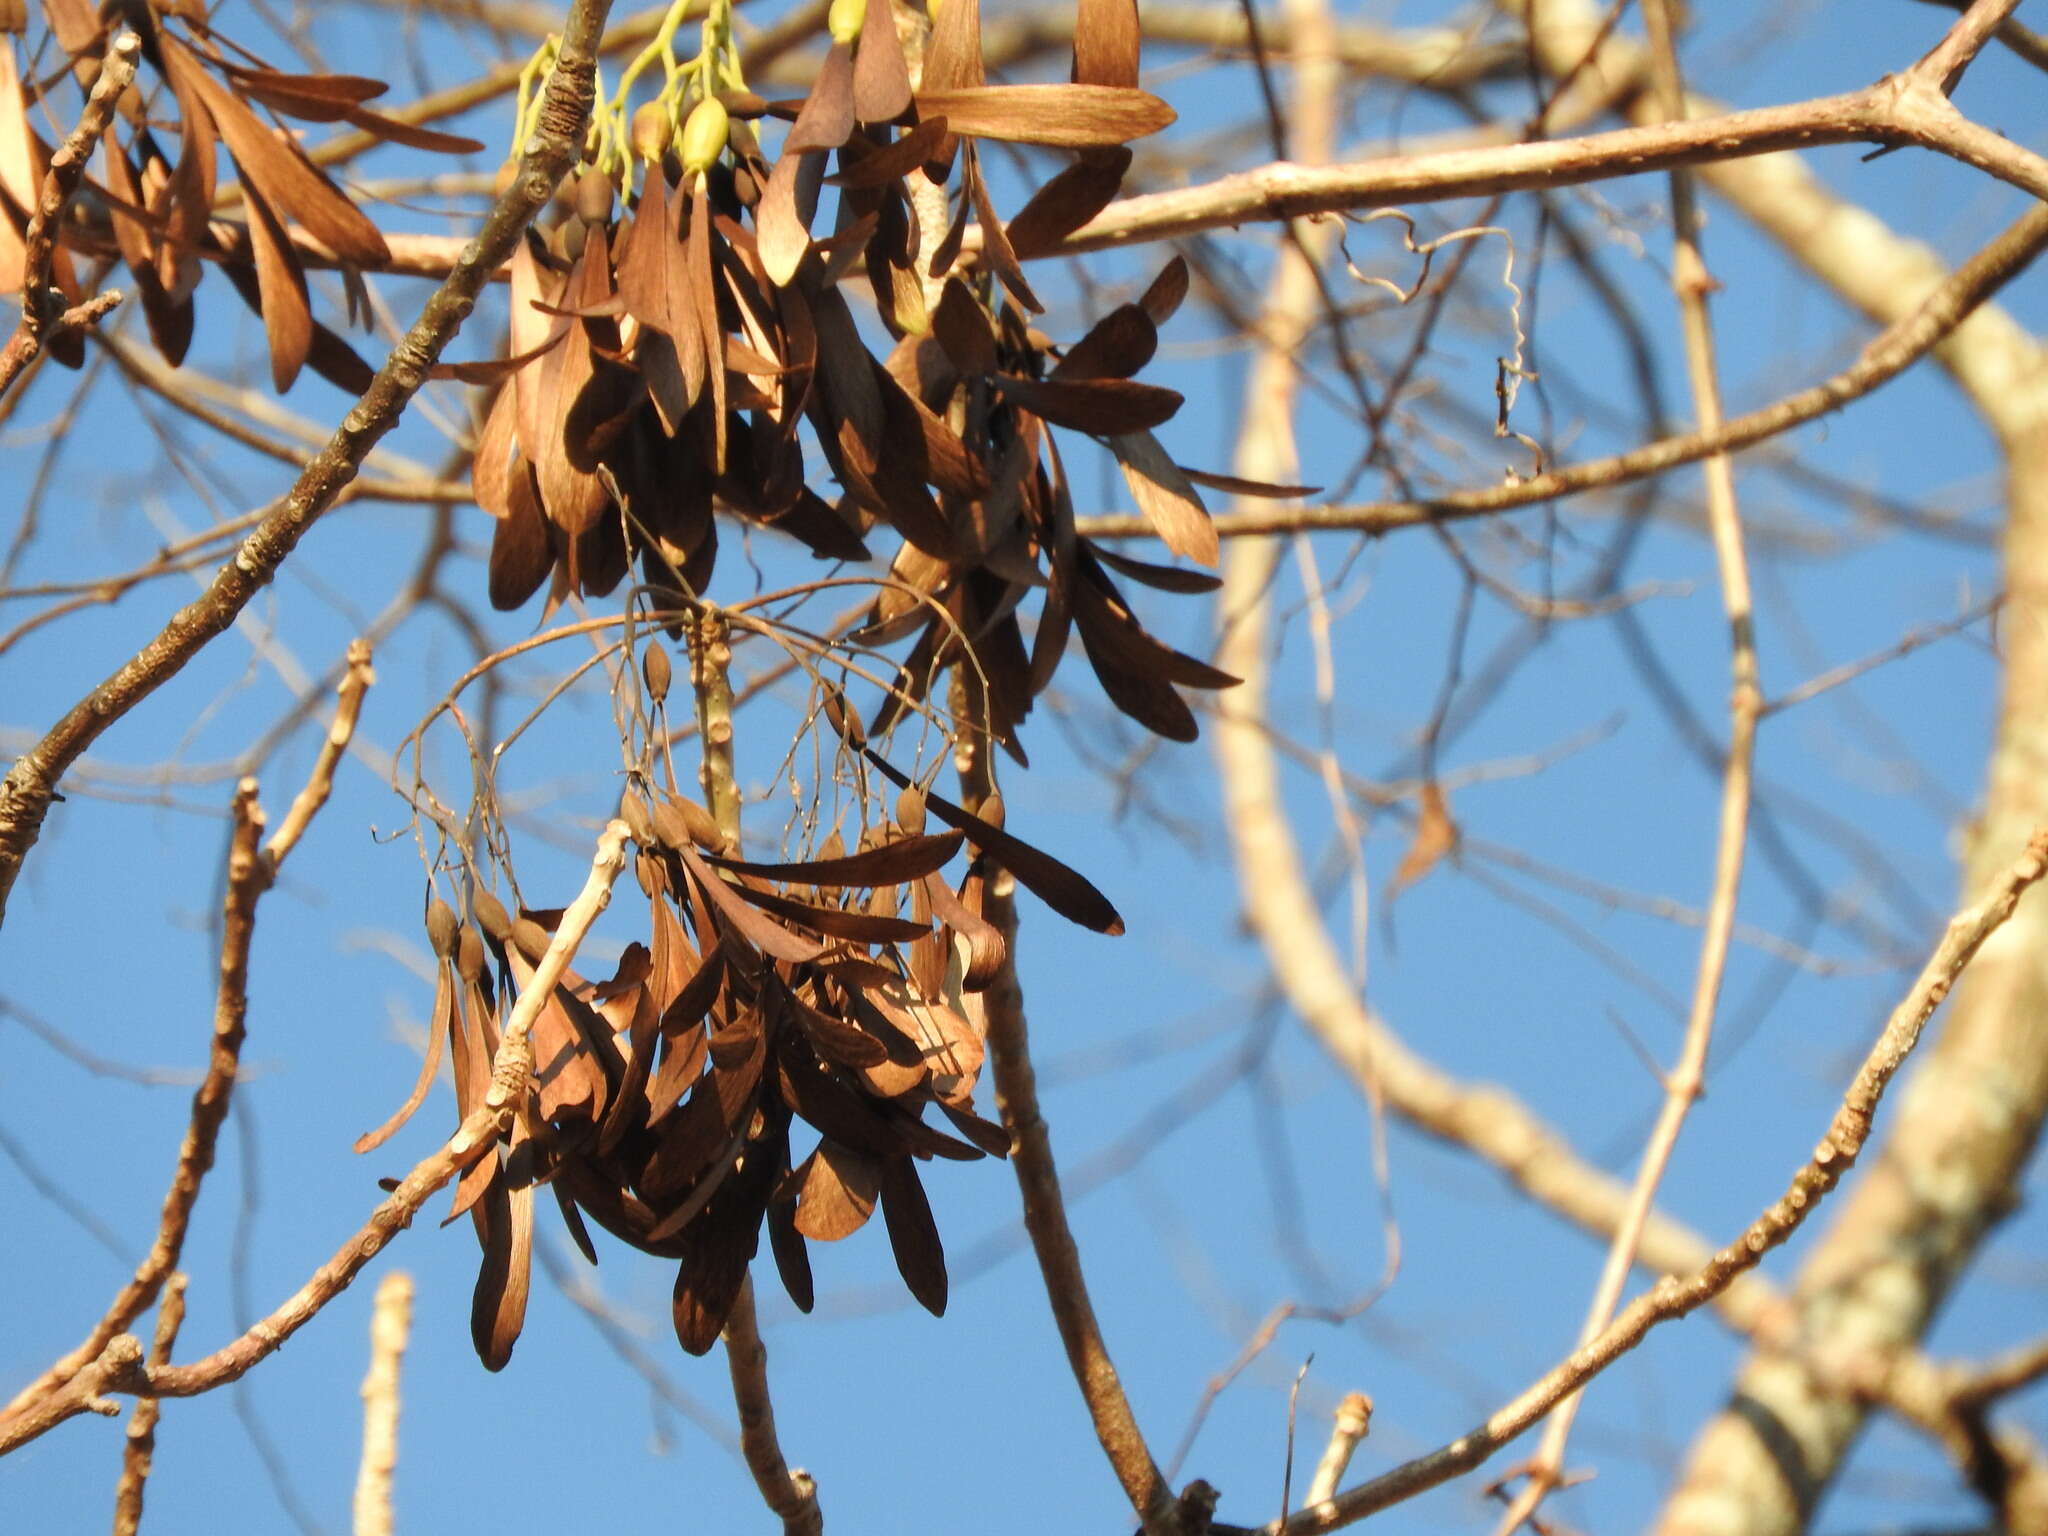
[0,0,617,927]
[0,32,139,397]
[1268,827,2048,1534]
[352,1271,412,1536]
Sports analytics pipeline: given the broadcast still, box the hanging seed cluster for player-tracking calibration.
[361,763,1124,1364]
[0,0,1314,1364]
[472,0,1312,748]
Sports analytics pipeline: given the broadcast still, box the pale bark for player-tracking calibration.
[1513,4,2048,1530]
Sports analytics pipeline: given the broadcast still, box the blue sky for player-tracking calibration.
[3,1,2046,1532]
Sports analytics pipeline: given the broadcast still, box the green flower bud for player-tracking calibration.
[679,95,730,176]
[829,0,866,46]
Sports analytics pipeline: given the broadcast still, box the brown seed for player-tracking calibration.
[631,101,672,161]
[896,784,928,835]
[575,166,614,225]
[472,888,513,942]
[619,791,657,848]
[426,899,460,957]
[457,926,487,983]
[510,917,552,961]
[822,685,864,747]
[642,644,673,704]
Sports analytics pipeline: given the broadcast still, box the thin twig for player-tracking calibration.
[688,628,821,1534]
[267,641,376,869]
[110,1272,186,1536]
[1265,826,2048,1534]
[1761,595,2003,716]
[0,0,617,928]
[1077,200,2048,543]
[723,1281,822,1536]
[0,1105,500,1456]
[1912,0,2026,92]
[0,33,140,397]
[1494,4,1758,1524]
[980,871,1179,1533]
[0,781,267,1427]
[1,650,373,1426]
[484,820,632,1110]
[1304,1393,1372,1509]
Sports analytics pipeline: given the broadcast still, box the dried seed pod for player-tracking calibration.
[896,784,927,835]
[619,790,657,848]
[427,898,460,957]
[679,796,725,849]
[457,925,488,983]
[679,96,730,176]
[473,888,513,942]
[642,643,673,704]
[652,792,724,851]
[821,685,864,747]
[574,166,614,225]
[631,101,673,161]
[510,916,552,962]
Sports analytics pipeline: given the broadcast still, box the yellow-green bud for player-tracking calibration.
[828,0,866,46]
[678,96,730,176]
[630,100,673,161]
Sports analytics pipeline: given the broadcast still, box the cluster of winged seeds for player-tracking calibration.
[473,0,1315,748]
[360,760,1124,1364]
[0,0,1313,1363]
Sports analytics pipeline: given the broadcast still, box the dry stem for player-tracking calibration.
[1495,5,1758,1525]
[2,649,373,1427]
[1266,827,2048,1533]
[980,875,1178,1533]
[723,1280,822,1536]
[0,0,616,927]
[0,33,140,396]
[352,1271,413,1536]
[110,1272,185,1536]
[690,631,820,1533]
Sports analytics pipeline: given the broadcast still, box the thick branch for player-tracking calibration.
[204,67,2048,285]
[1079,201,2048,544]
[0,0,615,928]
[1267,827,2048,1533]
